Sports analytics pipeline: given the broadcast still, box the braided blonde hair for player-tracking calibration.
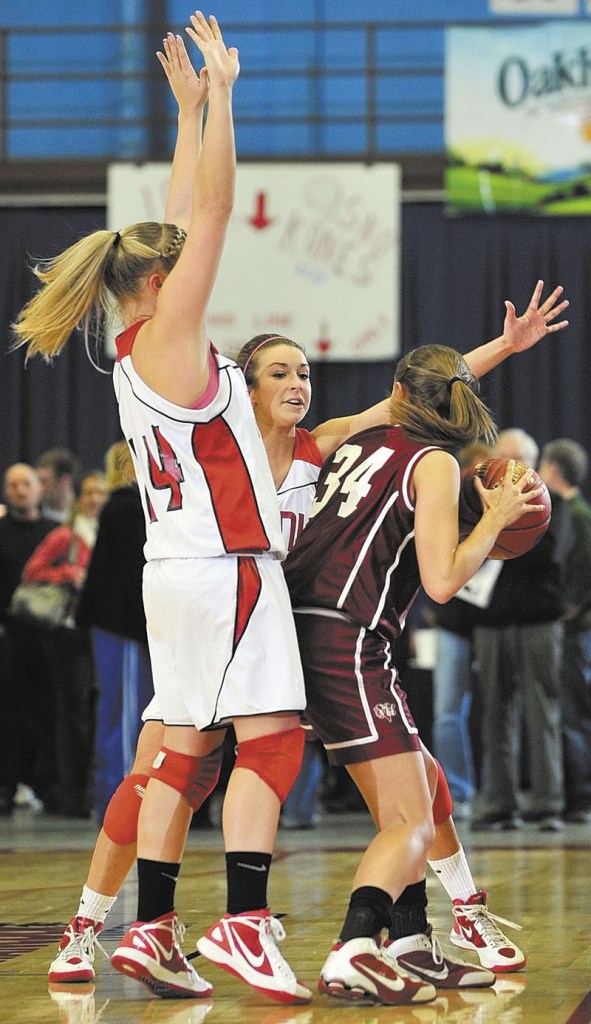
[12,222,186,361]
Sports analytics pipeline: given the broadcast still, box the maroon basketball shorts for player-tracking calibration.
[293,610,421,766]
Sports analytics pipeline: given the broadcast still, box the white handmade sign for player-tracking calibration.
[108,161,400,361]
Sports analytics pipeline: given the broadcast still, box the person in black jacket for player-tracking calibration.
[0,463,55,814]
[471,429,572,832]
[76,441,154,823]
[539,438,591,822]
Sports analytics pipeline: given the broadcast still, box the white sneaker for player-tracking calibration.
[450,890,526,972]
[48,917,103,983]
[14,783,43,809]
[318,936,436,1005]
[197,909,311,1004]
[384,924,495,988]
[111,911,212,999]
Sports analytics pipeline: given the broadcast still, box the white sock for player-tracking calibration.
[77,885,118,924]
[427,845,477,903]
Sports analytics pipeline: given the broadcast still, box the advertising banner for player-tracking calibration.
[446,22,591,213]
[490,0,578,12]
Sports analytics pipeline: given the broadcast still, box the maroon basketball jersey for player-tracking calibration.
[283,425,440,643]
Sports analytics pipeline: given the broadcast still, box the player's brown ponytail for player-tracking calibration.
[389,345,497,450]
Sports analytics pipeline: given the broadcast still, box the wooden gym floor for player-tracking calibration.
[1,805,591,1024]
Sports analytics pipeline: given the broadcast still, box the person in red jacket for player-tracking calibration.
[22,470,107,815]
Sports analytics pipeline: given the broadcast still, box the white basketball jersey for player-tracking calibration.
[113,322,285,561]
[277,428,323,551]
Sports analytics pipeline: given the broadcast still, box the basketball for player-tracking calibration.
[459,456,552,559]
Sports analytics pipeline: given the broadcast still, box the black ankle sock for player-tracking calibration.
[226,852,272,914]
[339,885,392,943]
[136,858,180,923]
[389,879,428,940]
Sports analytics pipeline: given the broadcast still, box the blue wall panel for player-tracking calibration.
[2,1,590,159]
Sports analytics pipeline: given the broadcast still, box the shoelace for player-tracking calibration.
[262,915,299,981]
[170,916,199,974]
[172,916,187,947]
[454,903,522,949]
[427,931,444,966]
[64,924,108,964]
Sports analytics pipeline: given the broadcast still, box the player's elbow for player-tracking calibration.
[421,578,456,605]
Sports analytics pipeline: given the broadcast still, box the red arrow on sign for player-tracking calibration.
[249,191,273,230]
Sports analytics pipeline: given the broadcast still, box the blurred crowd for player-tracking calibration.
[1,429,590,833]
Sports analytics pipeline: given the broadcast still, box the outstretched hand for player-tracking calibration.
[503,279,569,354]
[185,12,239,88]
[157,32,209,114]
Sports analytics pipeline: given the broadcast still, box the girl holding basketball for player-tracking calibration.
[283,343,546,1005]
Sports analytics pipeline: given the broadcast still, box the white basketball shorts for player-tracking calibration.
[142,554,305,729]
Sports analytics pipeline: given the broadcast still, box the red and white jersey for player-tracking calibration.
[277,428,323,551]
[113,321,285,561]
[284,425,440,643]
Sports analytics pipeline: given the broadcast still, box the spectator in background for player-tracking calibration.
[538,439,591,824]
[22,469,108,816]
[76,441,155,824]
[431,441,494,820]
[0,464,55,814]
[472,429,571,833]
[35,447,80,524]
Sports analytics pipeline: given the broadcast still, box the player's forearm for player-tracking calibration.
[164,109,204,229]
[313,398,391,456]
[193,84,235,216]
[463,335,512,379]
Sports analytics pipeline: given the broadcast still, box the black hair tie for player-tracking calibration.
[448,375,463,391]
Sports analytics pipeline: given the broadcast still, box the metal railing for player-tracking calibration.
[0,21,446,162]
[0,16,549,196]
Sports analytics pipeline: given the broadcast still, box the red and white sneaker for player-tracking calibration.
[384,924,495,988]
[48,917,104,983]
[318,936,436,1005]
[450,890,526,973]
[196,909,311,1004]
[111,911,213,999]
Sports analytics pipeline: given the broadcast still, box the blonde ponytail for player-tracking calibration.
[12,221,185,361]
[12,231,118,360]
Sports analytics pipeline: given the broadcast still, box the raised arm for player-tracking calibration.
[311,279,569,460]
[463,280,569,378]
[135,13,239,401]
[157,32,209,229]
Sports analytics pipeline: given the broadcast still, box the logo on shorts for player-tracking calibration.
[373,702,398,722]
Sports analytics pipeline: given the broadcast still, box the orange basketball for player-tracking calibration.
[459,456,552,559]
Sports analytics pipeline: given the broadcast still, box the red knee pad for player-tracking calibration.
[150,746,223,811]
[234,726,305,803]
[433,760,454,825]
[190,745,223,810]
[103,773,149,845]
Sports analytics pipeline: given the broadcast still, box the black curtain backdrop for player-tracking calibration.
[0,207,120,476]
[2,203,590,485]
